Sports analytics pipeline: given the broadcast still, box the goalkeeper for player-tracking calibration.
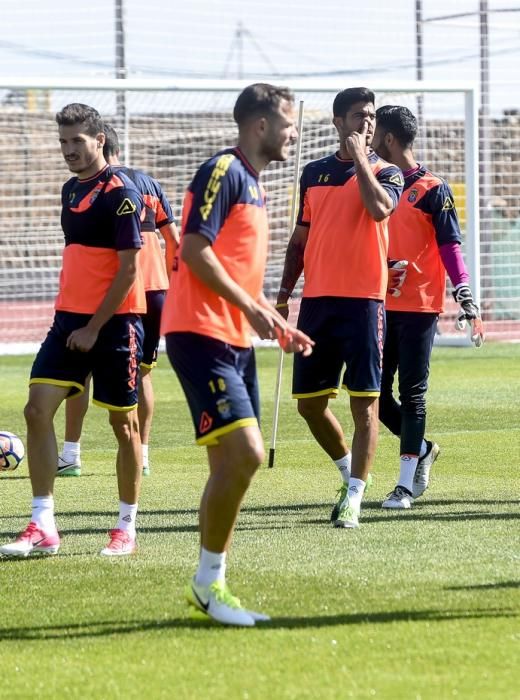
[372,105,484,510]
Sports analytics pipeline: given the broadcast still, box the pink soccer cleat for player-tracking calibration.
[0,522,60,557]
[100,529,137,557]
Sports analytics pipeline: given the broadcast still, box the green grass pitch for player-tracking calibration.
[0,344,518,699]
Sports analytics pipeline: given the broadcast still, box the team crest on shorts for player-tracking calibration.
[216,397,232,420]
[408,188,418,203]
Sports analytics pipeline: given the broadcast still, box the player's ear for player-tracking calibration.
[257,115,268,134]
[96,132,105,149]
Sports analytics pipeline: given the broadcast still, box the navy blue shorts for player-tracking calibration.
[166,331,260,446]
[30,311,143,411]
[293,297,385,398]
[141,290,165,369]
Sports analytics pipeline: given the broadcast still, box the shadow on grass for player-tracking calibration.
[446,580,520,591]
[0,607,516,640]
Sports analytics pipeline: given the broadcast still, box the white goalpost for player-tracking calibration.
[1,76,509,356]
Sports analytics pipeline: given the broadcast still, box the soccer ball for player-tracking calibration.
[0,431,25,472]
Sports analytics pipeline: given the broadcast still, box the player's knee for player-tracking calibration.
[108,410,139,442]
[24,398,51,428]
[297,398,323,422]
[351,398,378,430]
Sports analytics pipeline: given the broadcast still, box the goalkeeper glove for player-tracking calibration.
[387,259,408,297]
[452,283,484,347]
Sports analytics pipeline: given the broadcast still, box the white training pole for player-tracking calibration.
[268,99,305,468]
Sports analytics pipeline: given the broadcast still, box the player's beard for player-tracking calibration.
[261,139,289,163]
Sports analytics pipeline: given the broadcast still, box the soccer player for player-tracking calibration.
[57,123,180,478]
[0,103,145,558]
[276,87,404,529]
[162,83,314,626]
[371,105,484,509]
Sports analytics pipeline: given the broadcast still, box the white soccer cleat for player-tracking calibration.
[413,441,440,499]
[186,579,261,627]
[382,486,414,509]
[57,455,81,477]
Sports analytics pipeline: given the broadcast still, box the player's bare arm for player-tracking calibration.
[348,123,394,221]
[66,248,139,352]
[181,232,278,341]
[276,224,309,319]
[160,221,180,273]
[277,224,308,301]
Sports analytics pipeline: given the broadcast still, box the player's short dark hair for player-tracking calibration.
[55,103,103,137]
[376,105,417,148]
[333,87,375,117]
[233,83,295,126]
[103,123,120,158]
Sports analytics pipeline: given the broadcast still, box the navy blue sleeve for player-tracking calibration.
[376,166,404,210]
[184,153,239,244]
[106,186,144,251]
[154,182,175,228]
[420,181,462,246]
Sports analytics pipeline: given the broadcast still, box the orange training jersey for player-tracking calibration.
[386,165,462,313]
[56,166,145,315]
[298,151,404,300]
[115,166,175,292]
[161,148,269,348]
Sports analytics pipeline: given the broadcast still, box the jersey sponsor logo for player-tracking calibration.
[389,172,405,186]
[408,188,419,203]
[248,185,259,200]
[117,198,137,216]
[199,153,235,221]
[199,411,213,434]
[442,196,455,211]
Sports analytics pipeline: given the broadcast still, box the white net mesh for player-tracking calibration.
[0,82,518,349]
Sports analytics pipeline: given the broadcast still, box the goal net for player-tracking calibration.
[0,78,517,352]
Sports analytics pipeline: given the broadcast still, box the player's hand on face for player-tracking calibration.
[66,326,99,353]
[346,121,369,159]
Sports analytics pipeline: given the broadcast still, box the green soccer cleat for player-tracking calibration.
[334,502,360,529]
[186,579,269,627]
[330,472,373,522]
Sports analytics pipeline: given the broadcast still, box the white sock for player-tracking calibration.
[334,453,352,484]
[419,440,428,458]
[195,547,227,587]
[62,440,81,464]
[398,455,419,493]
[31,496,56,532]
[347,477,366,512]
[116,501,138,536]
[142,444,149,468]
